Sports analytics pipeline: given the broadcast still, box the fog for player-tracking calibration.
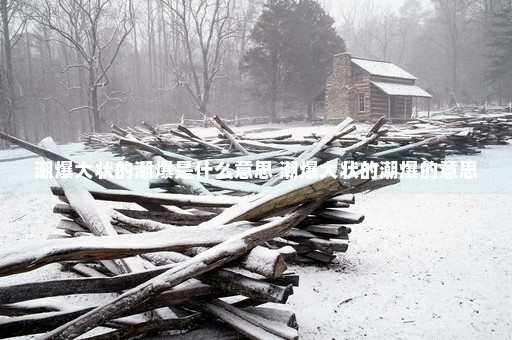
[0,0,510,144]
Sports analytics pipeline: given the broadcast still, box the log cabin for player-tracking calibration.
[313,52,431,122]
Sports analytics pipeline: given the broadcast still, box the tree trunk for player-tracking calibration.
[1,0,15,138]
[270,89,277,123]
[306,101,313,121]
[147,0,155,88]
[452,39,458,104]
[198,103,208,120]
[59,42,74,141]
[75,48,88,133]
[91,87,100,132]
[88,64,101,132]
[25,31,34,92]
[37,36,49,140]
[147,0,155,116]
[498,80,502,106]
[270,50,279,123]
[129,0,142,97]
[43,26,58,140]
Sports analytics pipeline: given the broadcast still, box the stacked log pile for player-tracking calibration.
[0,159,352,338]
[0,119,396,339]
[1,110,505,338]
[373,125,480,160]
[81,108,511,159]
[409,111,512,146]
[80,116,483,166]
[178,115,270,127]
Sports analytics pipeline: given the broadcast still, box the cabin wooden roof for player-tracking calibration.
[352,58,417,80]
[371,81,432,98]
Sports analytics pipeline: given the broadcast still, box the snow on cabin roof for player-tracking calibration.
[352,58,417,80]
[371,81,432,98]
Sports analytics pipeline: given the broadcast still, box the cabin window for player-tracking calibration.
[358,93,365,112]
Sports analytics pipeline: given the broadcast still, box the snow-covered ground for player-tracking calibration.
[288,145,512,339]
[0,130,511,339]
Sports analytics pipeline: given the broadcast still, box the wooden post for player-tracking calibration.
[415,97,418,118]
[387,95,391,119]
[403,97,407,120]
[212,115,250,155]
[428,97,431,122]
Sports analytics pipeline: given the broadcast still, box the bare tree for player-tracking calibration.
[1,0,27,138]
[348,0,399,61]
[370,9,398,61]
[128,0,142,97]
[229,0,261,118]
[338,0,362,52]
[234,0,260,85]
[432,0,475,102]
[31,0,132,132]
[162,0,239,119]
[396,0,423,64]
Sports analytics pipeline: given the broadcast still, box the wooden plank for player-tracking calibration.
[212,115,250,155]
[243,307,298,330]
[303,224,351,237]
[83,313,203,340]
[207,160,342,225]
[120,132,212,196]
[0,286,215,338]
[53,203,210,226]
[0,221,255,276]
[371,135,447,158]
[39,202,321,339]
[39,138,144,274]
[118,137,195,161]
[315,209,365,224]
[50,186,240,208]
[0,262,292,305]
[0,133,123,191]
[0,133,168,212]
[295,118,353,164]
[200,299,298,340]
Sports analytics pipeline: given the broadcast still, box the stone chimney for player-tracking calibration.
[325,52,354,121]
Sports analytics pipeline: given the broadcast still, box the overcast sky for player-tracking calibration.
[329,0,408,11]
[318,0,434,33]
[320,0,433,17]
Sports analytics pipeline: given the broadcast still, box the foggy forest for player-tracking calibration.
[1,0,511,144]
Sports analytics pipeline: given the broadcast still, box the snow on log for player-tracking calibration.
[0,221,254,276]
[50,186,241,207]
[39,202,321,339]
[39,137,145,274]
